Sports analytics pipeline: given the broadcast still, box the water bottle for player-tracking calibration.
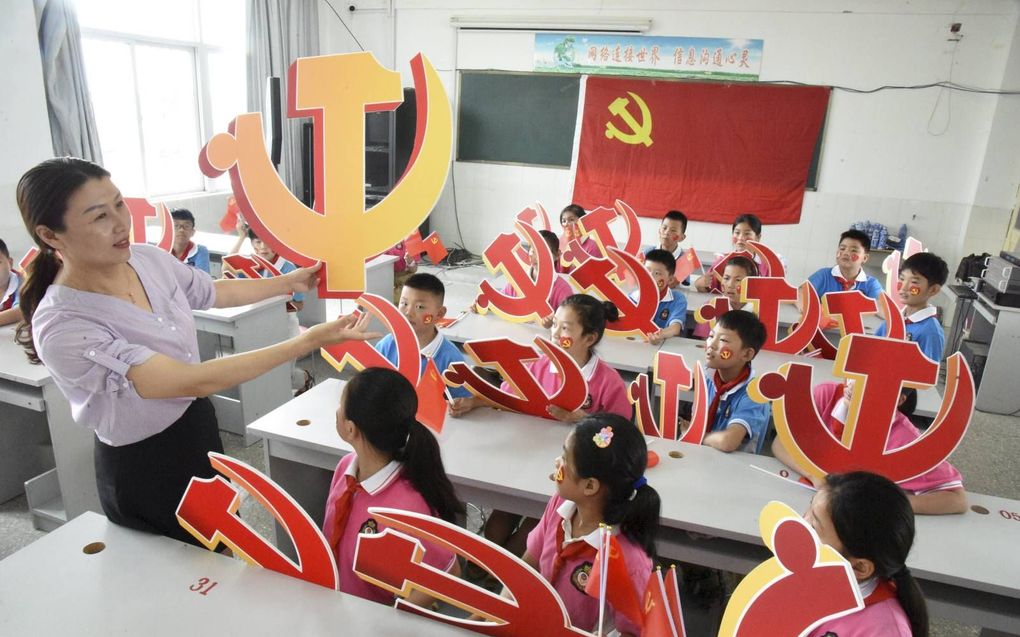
[878,226,888,249]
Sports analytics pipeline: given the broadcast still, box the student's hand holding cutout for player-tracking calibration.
[546,405,585,423]
[447,396,477,417]
[647,330,665,345]
[283,262,322,294]
[539,315,554,329]
[302,312,381,349]
[235,214,249,237]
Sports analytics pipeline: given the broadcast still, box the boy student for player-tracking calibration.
[643,209,692,286]
[170,209,211,274]
[0,238,23,326]
[636,249,688,345]
[375,272,471,399]
[701,310,771,453]
[692,255,757,339]
[807,229,882,298]
[875,252,948,361]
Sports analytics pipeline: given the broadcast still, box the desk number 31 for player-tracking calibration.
[189,577,219,596]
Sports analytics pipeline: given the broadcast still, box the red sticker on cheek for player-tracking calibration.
[656,278,666,289]
[909,286,921,296]
[559,337,573,349]
[720,348,733,360]
[850,254,859,262]
[671,234,680,241]
[553,459,564,482]
[423,314,434,324]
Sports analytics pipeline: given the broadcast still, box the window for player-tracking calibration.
[76,0,247,197]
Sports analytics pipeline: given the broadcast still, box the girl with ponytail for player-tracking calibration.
[806,471,928,637]
[449,294,632,422]
[523,414,659,636]
[324,367,464,605]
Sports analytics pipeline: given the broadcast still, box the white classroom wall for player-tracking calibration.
[320,0,1020,282]
[0,0,53,261]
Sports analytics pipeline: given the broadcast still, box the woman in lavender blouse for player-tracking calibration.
[15,158,378,546]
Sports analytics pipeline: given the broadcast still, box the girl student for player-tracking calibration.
[558,204,600,271]
[694,213,787,292]
[324,367,464,606]
[17,157,378,546]
[805,471,928,637]
[449,294,632,422]
[524,414,660,636]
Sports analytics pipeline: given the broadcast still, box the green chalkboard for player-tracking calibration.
[457,71,580,168]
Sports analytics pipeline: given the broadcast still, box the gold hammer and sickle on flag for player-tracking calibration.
[605,91,653,146]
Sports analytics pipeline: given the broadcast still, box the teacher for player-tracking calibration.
[15,157,377,545]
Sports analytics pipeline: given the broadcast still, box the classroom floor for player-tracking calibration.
[2,264,1016,636]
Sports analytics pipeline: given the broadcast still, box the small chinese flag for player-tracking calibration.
[219,196,241,232]
[663,565,686,637]
[17,247,39,275]
[415,358,447,435]
[642,569,679,637]
[584,531,644,630]
[404,230,449,263]
[674,247,702,284]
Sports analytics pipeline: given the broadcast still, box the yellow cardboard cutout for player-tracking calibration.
[199,52,451,298]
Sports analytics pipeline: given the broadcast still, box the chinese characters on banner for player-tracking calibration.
[535,34,764,81]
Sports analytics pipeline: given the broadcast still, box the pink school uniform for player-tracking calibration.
[501,353,631,419]
[500,273,575,311]
[814,382,964,494]
[322,453,457,604]
[560,236,601,273]
[809,578,911,637]
[526,495,651,635]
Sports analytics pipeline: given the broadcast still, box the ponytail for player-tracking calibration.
[396,419,464,524]
[572,414,660,560]
[343,367,463,524]
[825,472,929,637]
[14,157,111,363]
[560,295,619,352]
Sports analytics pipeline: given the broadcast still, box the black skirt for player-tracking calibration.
[94,397,224,547]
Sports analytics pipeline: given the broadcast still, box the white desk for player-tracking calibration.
[0,512,472,637]
[193,297,292,443]
[0,326,102,530]
[441,312,661,374]
[248,379,1019,634]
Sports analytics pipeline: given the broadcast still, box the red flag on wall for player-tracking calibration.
[572,77,830,225]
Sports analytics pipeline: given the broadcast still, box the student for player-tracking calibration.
[375,272,471,399]
[805,471,928,637]
[234,227,304,334]
[642,210,691,286]
[694,213,785,292]
[498,229,575,328]
[807,229,882,299]
[635,249,687,345]
[449,295,632,421]
[0,238,24,327]
[559,204,600,270]
[702,310,771,453]
[772,381,968,515]
[169,209,210,274]
[693,255,757,339]
[323,367,463,606]
[524,414,659,636]
[17,157,377,546]
[875,252,948,361]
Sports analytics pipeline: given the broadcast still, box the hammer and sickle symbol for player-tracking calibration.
[605,91,653,147]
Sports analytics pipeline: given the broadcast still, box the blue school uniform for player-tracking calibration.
[257,257,304,304]
[706,366,771,454]
[2,271,21,311]
[875,306,945,361]
[642,243,692,286]
[178,242,211,274]
[807,265,883,299]
[374,331,471,399]
[629,287,688,331]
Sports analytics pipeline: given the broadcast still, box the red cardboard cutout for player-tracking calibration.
[693,296,732,333]
[476,222,557,323]
[744,278,821,354]
[220,253,299,311]
[320,293,421,386]
[404,229,448,263]
[176,452,339,589]
[753,335,974,483]
[124,197,173,252]
[719,502,861,636]
[516,202,553,233]
[569,248,660,336]
[353,508,589,635]
[628,353,709,443]
[745,240,785,279]
[444,337,588,418]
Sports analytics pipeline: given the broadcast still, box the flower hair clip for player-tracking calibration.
[592,426,614,448]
